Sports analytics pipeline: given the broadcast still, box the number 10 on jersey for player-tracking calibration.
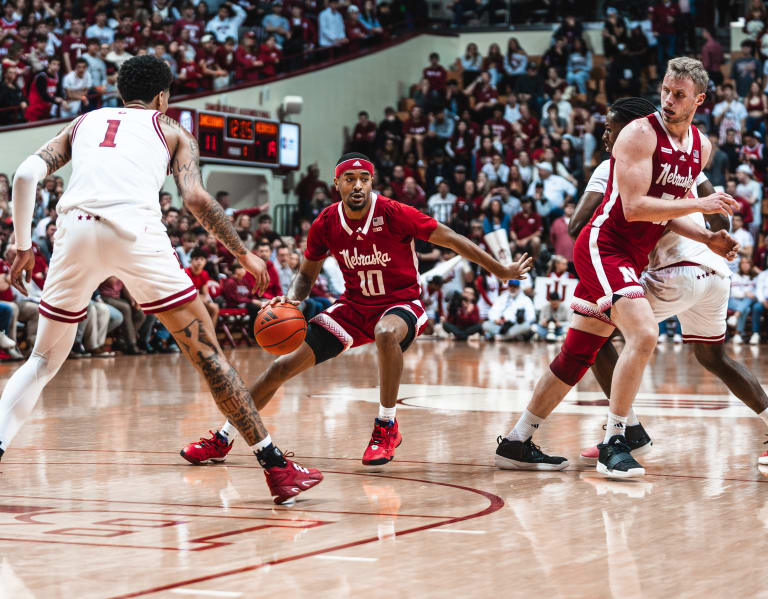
[358,270,385,296]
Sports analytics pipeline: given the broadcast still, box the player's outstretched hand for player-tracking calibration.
[9,248,35,296]
[706,230,740,260]
[698,192,740,216]
[238,252,269,296]
[266,296,301,307]
[498,252,534,281]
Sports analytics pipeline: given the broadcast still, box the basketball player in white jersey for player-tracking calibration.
[0,55,323,505]
[572,97,768,464]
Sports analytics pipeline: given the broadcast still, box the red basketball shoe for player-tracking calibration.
[263,455,323,505]
[362,419,402,466]
[180,431,233,465]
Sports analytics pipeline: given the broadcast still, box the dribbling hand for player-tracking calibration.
[698,192,740,216]
[238,252,270,296]
[266,296,301,307]
[497,252,534,281]
[706,230,740,260]
[9,248,35,296]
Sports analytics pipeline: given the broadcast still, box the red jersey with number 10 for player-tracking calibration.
[584,112,702,270]
[305,194,438,307]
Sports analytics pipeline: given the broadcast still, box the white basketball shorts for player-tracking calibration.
[641,263,729,344]
[39,209,197,323]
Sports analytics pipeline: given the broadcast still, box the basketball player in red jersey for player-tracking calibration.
[494,57,740,478]
[1,56,322,505]
[181,152,532,466]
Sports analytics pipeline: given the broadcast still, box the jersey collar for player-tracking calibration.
[337,192,378,236]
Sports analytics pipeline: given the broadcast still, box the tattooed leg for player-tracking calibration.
[156,297,268,445]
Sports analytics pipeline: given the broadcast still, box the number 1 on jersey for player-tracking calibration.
[99,119,121,148]
[358,270,385,296]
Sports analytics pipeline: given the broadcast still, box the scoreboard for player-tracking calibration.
[166,107,300,169]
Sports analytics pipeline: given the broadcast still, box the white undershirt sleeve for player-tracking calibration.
[695,171,708,185]
[12,155,48,251]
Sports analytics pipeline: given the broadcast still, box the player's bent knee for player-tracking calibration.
[693,342,727,373]
[549,328,609,386]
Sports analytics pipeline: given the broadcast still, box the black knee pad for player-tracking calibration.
[384,307,418,352]
[305,322,345,364]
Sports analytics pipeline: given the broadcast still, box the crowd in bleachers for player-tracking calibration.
[0,0,428,125]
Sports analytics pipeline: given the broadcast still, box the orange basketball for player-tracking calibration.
[254,303,307,355]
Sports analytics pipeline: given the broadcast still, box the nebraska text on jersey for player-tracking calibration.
[339,245,392,269]
[655,163,694,189]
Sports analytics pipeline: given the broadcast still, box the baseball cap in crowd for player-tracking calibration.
[201,33,214,43]
[348,4,359,11]
[606,7,618,16]
[737,164,753,175]
[454,165,467,172]
[537,161,553,172]
[509,280,521,287]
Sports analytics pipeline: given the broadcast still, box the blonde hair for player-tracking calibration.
[665,57,709,94]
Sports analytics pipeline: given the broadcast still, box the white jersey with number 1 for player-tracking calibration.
[57,106,171,235]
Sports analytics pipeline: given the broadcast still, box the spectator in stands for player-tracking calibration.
[235,32,262,82]
[398,176,426,208]
[86,12,114,46]
[731,40,761,99]
[528,162,576,212]
[256,213,281,246]
[423,52,447,94]
[38,221,56,262]
[548,203,575,263]
[750,267,768,344]
[735,164,762,234]
[206,2,247,44]
[744,7,765,41]
[729,213,755,272]
[510,196,542,258]
[466,71,499,121]
[185,248,219,325]
[263,1,291,49]
[174,5,205,46]
[359,1,383,36]
[345,5,370,45]
[351,110,377,156]
[541,36,568,78]
[274,245,294,294]
[61,57,92,117]
[318,0,348,48]
[222,263,263,334]
[729,256,757,344]
[701,29,725,86]
[215,37,237,81]
[83,38,107,90]
[458,42,482,88]
[744,85,767,136]
[0,66,26,125]
[652,0,679,71]
[197,34,229,90]
[740,129,765,181]
[503,37,527,91]
[443,285,482,340]
[403,105,428,166]
[482,280,535,341]
[427,180,456,224]
[106,34,133,69]
[25,56,66,122]
[482,197,509,234]
[565,38,592,96]
[98,277,145,355]
[537,291,568,342]
[175,231,197,268]
[482,153,509,185]
[704,132,729,187]
[61,18,87,73]
[258,34,282,78]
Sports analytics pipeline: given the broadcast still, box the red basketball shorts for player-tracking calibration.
[310,299,428,352]
[571,229,646,323]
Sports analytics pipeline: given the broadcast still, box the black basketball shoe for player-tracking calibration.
[581,422,653,463]
[596,435,646,478]
[494,436,569,471]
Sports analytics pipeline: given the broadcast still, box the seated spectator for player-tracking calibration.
[402,105,428,166]
[0,65,27,125]
[713,84,747,144]
[106,34,134,69]
[398,177,426,208]
[222,263,264,335]
[424,149,454,196]
[548,203,575,263]
[731,40,761,99]
[482,153,510,186]
[197,34,229,90]
[527,162,577,213]
[376,106,403,150]
[457,42,482,88]
[536,291,569,341]
[174,5,206,46]
[185,248,219,325]
[510,196,543,258]
[482,197,509,234]
[739,129,765,182]
[175,231,197,268]
[483,43,505,86]
[735,164,763,234]
[350,110,377,157]
[482,280,535,341]
[729,256,757,344]
[750,267,768,344]
[427,108,455,152]
[256,213,281,246]
[86,12,114,46]
[466,71,499,121]
[565,38,592,96]
[318,0,348,48]
[61,57,92,117]
[427,180,457,224]
[234,32,262,82]
[215,37,237,82]
[254,240,283,299]
[359,1,384,36]
[503,37,528,90]
[421,275,445,332]
[345,5,369,44]
[729,213,755,271]
[443,286,482,340]
[258,34,282,78]
[25,56,66,122]
[98,277,145,355]
[423,52,447,94]
[444,79,469,120]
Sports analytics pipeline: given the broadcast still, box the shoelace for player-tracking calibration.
[197,430,221,447]
[370,425,387,446]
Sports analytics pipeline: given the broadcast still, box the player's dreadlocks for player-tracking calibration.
[609,97,659,125]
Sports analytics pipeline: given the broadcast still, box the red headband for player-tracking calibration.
[335,158,374,178]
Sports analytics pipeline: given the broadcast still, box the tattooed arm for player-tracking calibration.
[34,120,76,176]
[288,258,323,302]
[163,113,270,293]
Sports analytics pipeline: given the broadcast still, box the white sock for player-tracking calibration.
[506,409,544,442]
[219,421,238,441]
[378,405,396,422]
[759,408,768,428]
[0,317,76,451]
[626,408,640,427]
[604,413,628,443]
[250,434,273,452]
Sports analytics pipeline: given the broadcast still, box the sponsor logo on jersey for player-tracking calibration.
[655,163,694,189]
[340,244,392,269]
[372,216,384,226]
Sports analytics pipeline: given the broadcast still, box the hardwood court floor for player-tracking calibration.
[0,339,767,598]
